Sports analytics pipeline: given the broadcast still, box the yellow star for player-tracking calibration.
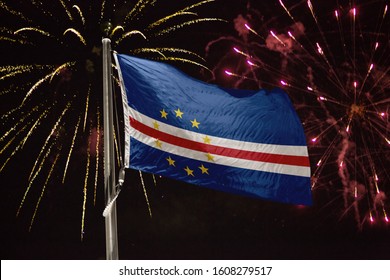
[155,139,162,148]
[191,118,200,129]
[199,164,209,175]
[166,156,175,166]
[184,166,195,177]
[160,109,168,119]
[203,135,211,144]
[205,153,215,162]
[174,108,184,118]
[153,121,160,130]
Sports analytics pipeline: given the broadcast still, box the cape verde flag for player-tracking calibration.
[115,54,312,205]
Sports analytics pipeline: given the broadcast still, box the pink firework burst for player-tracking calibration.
[206,0,389,229]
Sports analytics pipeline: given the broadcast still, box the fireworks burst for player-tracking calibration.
[0,0,223,238]
[206,0,389,228]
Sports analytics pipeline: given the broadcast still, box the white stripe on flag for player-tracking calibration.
[129,108,309,157]
[128,109,311,177]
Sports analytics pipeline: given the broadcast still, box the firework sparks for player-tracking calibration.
[206,0,389,228]
[0,0,222,235]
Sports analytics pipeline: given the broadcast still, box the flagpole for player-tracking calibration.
[102,38,119,260]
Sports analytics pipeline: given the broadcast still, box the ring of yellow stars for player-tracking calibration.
[153,121,160,130]
[199,164,209,175]
[205,153,215,162]
[160,109,168,119]
[191,118,200,129]
[203,135,211,144]
[184,166,195,177]
[166,156,175,166]
[174,108,184,118]
[155,139,162,148]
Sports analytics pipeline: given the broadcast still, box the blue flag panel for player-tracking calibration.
[115,54,312,205]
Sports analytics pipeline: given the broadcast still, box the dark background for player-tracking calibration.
[1,0,389,260]
[2,167,389,260]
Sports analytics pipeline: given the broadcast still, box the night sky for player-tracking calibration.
[1,0,389,260]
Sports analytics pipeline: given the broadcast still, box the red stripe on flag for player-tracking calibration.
[130,117,310,167]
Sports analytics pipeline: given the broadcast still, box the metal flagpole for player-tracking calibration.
[102,38,119,260]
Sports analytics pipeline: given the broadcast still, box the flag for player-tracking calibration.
[115,54,312,205]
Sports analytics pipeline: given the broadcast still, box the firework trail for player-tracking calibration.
[0,0,223,237]
[206,0,389,228]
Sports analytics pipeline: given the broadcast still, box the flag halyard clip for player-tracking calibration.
[103,167,125,217]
